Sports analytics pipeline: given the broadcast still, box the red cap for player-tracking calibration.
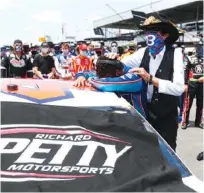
[79,44,88,51]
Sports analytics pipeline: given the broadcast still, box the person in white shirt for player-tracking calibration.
[55,43,73,79]
[107,13,184,151]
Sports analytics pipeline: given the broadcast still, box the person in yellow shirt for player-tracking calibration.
[121,42,136,60]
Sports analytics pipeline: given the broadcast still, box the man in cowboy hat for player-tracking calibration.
[107,13,184,151]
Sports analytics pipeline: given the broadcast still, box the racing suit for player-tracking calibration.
[76,66,146,118]
[181,54,203,127]
[56,53,73,78]
[178,54,191,124]
[72,55,94,76]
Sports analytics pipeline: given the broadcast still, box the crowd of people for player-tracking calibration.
[0,12,203,153]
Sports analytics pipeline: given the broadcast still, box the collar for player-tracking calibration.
[63,53,71,57]
[149,46,166,59]
[10,53,25,60]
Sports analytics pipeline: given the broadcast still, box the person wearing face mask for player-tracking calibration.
[106,13,184,151]
[54,44,61,56]
[55,43,73,79]
[1,40,32,78]
[32,42,56,79]
[47,41,55,57]
[30,45,39,62]
[69,43,77,56]
[72,44,94,76]
[181,41,203,130]
[87,43,95,57]
[110,41,119,54]
[121,42,136,60]
[87,43,99,66]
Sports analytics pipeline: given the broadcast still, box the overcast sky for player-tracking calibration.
[0,0,156,45]
[0,0,193,45]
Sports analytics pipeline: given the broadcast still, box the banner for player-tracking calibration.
[1,102,194,192]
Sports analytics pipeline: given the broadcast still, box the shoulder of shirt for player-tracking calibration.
[9,53,15,58]
[134,47,146,56]
[121,47,146,62]
[139,47,147,52]
[34,54,41,59]
[174,47,182,53]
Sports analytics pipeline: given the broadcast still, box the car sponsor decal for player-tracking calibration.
[0,125,132,182]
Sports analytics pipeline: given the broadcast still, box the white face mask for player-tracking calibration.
[63,49,69,55]
[111,47,118,54]
[41,48,49,54]
[80,51,87,56]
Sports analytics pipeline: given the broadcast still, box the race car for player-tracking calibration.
[0,78,203,192]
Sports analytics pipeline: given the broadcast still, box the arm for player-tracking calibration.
[158,48,185,96]
[32,55,43,79]
[26,57,33,71]
[89,73,143,93]
[74,70,96,87]
[47,57,56,79]
[123,65,132,74]
[121,47,145,68]
[1,56,9,77]
[75,70,97,79]
[33,66,43,79]
[198,77,204,83]
[54,55,61,76]
[88,59,94,71]
[184,55,191,85]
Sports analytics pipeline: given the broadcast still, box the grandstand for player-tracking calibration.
[92,0,203,46]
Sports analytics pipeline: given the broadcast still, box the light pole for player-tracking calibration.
[106,4,123,36]
[106,4,124,20]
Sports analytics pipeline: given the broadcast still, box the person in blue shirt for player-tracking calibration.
[54,44,61,56]
[74,56,147,118]
[69,43,77,56]
[87,43,96,57]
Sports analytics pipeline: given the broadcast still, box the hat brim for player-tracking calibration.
[141,22,179,44]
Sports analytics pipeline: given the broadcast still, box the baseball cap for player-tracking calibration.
[79,44,88,51]
[41,42,49,48]
[14,39,22,44]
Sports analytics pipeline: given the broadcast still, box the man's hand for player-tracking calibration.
[47,73,54,79]
[87,77,93,82]
[129,67,150,81]
[104,53,119,59]
[73,76,88,88]
[198,77,204,83]
[33,67,44,79]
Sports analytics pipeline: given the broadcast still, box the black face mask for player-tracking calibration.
[23,46,29,53]
[31,51,37,56]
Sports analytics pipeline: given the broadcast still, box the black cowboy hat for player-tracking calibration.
[140,12,179,44]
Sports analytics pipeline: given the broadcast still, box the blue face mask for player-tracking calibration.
[146,32,165,57]
[15,46,22,52]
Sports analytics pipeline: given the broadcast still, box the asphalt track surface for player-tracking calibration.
[177,101,204,181]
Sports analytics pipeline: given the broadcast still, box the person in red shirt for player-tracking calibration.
[72,44,93,75]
